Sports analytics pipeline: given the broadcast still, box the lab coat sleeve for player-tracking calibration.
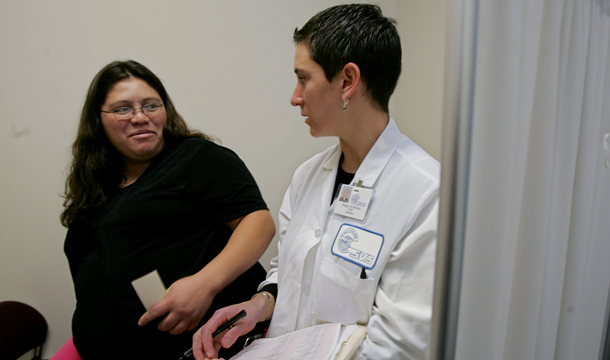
[355,193,439,360]
[258,151,317,291]
[258,183,293,290]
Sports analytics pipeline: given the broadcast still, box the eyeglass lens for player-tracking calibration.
[114,104,163,120]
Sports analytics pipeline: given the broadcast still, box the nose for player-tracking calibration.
[290,85,303,107]
[130,108,149,124]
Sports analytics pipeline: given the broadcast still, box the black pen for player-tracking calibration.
[179,309,247,360]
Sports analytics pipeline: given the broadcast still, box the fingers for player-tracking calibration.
[157,311,200,334]
[202,321,223,359]
[139,289,206,333]
[193,308,240,359]
[192,329,205,360]
[193,326,223,360]
[166,318,189,335]
[140,307,201,334]
[213,343,223,359]
[168,317,199,335]
[217,326,242,349]
[137,301,170,327]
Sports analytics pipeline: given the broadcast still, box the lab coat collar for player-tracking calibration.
[331,116,400,188]
[355,117,400,188]
[322,145,342,172]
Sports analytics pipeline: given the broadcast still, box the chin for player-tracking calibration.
[308,127,320,138]
[132,144,164,160]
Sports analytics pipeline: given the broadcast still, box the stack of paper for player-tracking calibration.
[229,323,367,360]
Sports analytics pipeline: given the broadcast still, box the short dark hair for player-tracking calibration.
[294,4,401,113]
[61,60,209,226]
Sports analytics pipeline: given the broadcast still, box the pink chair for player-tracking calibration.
[49,338,81,360]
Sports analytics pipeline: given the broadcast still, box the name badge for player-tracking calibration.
[333,184,373,221]
[331,224,384,269]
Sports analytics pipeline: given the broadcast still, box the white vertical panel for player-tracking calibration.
[432,0,610,359]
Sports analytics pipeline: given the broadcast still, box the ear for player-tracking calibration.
[340,62,361,102]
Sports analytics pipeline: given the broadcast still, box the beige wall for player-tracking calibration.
[0,1,444,357]
[394,0,446,160]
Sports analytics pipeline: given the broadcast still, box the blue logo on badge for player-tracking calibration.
[332,224,385,270]
[338,228,358,253]
[350,193,367,207]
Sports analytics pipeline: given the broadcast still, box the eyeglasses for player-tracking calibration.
[101,103,165,120]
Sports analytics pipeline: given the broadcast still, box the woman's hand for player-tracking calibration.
[192,294,273,360]
[139,209,275,336]
[138,273,216,335]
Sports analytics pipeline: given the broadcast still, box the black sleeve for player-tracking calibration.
[259,284,278,302]
[182,140,268,223]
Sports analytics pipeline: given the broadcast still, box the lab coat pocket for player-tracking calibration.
[313,257,376,325]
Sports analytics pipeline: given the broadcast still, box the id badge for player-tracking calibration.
[331,224,384,269]
[333,184,374,221]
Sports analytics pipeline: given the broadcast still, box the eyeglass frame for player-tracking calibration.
[100,103,165,120]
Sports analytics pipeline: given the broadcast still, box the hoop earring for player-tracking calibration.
[343,97,349,111]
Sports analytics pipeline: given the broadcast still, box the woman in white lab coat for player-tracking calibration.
[193,4,440,360]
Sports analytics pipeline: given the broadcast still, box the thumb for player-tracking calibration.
[220,325,246,349]
[221,333,236,349]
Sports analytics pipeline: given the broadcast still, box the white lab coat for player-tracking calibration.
[260,118,440,359]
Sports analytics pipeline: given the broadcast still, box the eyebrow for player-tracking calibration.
[106,97,161,108]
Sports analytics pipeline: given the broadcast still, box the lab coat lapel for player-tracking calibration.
[352,117,401,188]
[281,146,341,269]
[320,147,342,215]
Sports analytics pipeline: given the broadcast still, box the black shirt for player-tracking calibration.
[332,153,356,204]
[64,138,268,359]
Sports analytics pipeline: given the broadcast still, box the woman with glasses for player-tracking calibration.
[56,60,275,359]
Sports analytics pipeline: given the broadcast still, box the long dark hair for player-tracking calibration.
[61,60,210,227]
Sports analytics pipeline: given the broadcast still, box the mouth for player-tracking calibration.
[129,130,156,138]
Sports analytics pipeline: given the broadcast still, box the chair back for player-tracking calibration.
[0,301,48,360]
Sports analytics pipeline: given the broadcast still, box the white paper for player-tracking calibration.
[332,325,367,360]
[230,323,343,360]
[131,270,167,310]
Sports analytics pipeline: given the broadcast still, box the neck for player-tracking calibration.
[121,160,152,188]
[339,107,389,174]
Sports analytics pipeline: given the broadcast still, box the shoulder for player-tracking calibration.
[393,134,441,183]
[381,118,439,183]
[153,138,253,181]
[289,144,339,189]
[166,138,244,166]
[378,133,440,228]
[293,144,339,179]
[281,144,339,206]
[173,137,237,156]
